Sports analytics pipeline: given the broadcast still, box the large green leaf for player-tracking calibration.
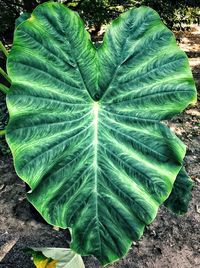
[6,2,196,265]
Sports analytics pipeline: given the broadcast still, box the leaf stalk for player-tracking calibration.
[0,83,9,94]
[0,129,6,136]
[0,41,9,57]
[0,67,11,83]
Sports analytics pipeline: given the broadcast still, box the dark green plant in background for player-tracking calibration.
[0,39,10,155]
[0,0,200,43]
[0,2,197,265]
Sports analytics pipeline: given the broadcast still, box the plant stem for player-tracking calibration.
[0,83,9,94]
[0,67,11,83]
[0,129,6,136]
[0,41,9,57]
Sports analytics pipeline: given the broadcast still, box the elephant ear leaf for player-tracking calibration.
[6,2,197,266]
[164,167,193,214]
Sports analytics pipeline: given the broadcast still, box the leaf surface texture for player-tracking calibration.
[6,2,197,265]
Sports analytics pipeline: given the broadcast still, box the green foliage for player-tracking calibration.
[0,91,10,155]
[6,2,196,265]
[0,0,200,42]
[0,41,10,155]
[142,0,200,29]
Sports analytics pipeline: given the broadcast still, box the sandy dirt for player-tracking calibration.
[0,26,199,268]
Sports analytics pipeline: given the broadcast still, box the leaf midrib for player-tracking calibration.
[92,101,102,253]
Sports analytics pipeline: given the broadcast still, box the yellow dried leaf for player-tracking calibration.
[33,258,49,268]
[33,258,58,268]
[46,260,58,268]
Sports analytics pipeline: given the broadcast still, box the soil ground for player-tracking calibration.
[0,26,199,268]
